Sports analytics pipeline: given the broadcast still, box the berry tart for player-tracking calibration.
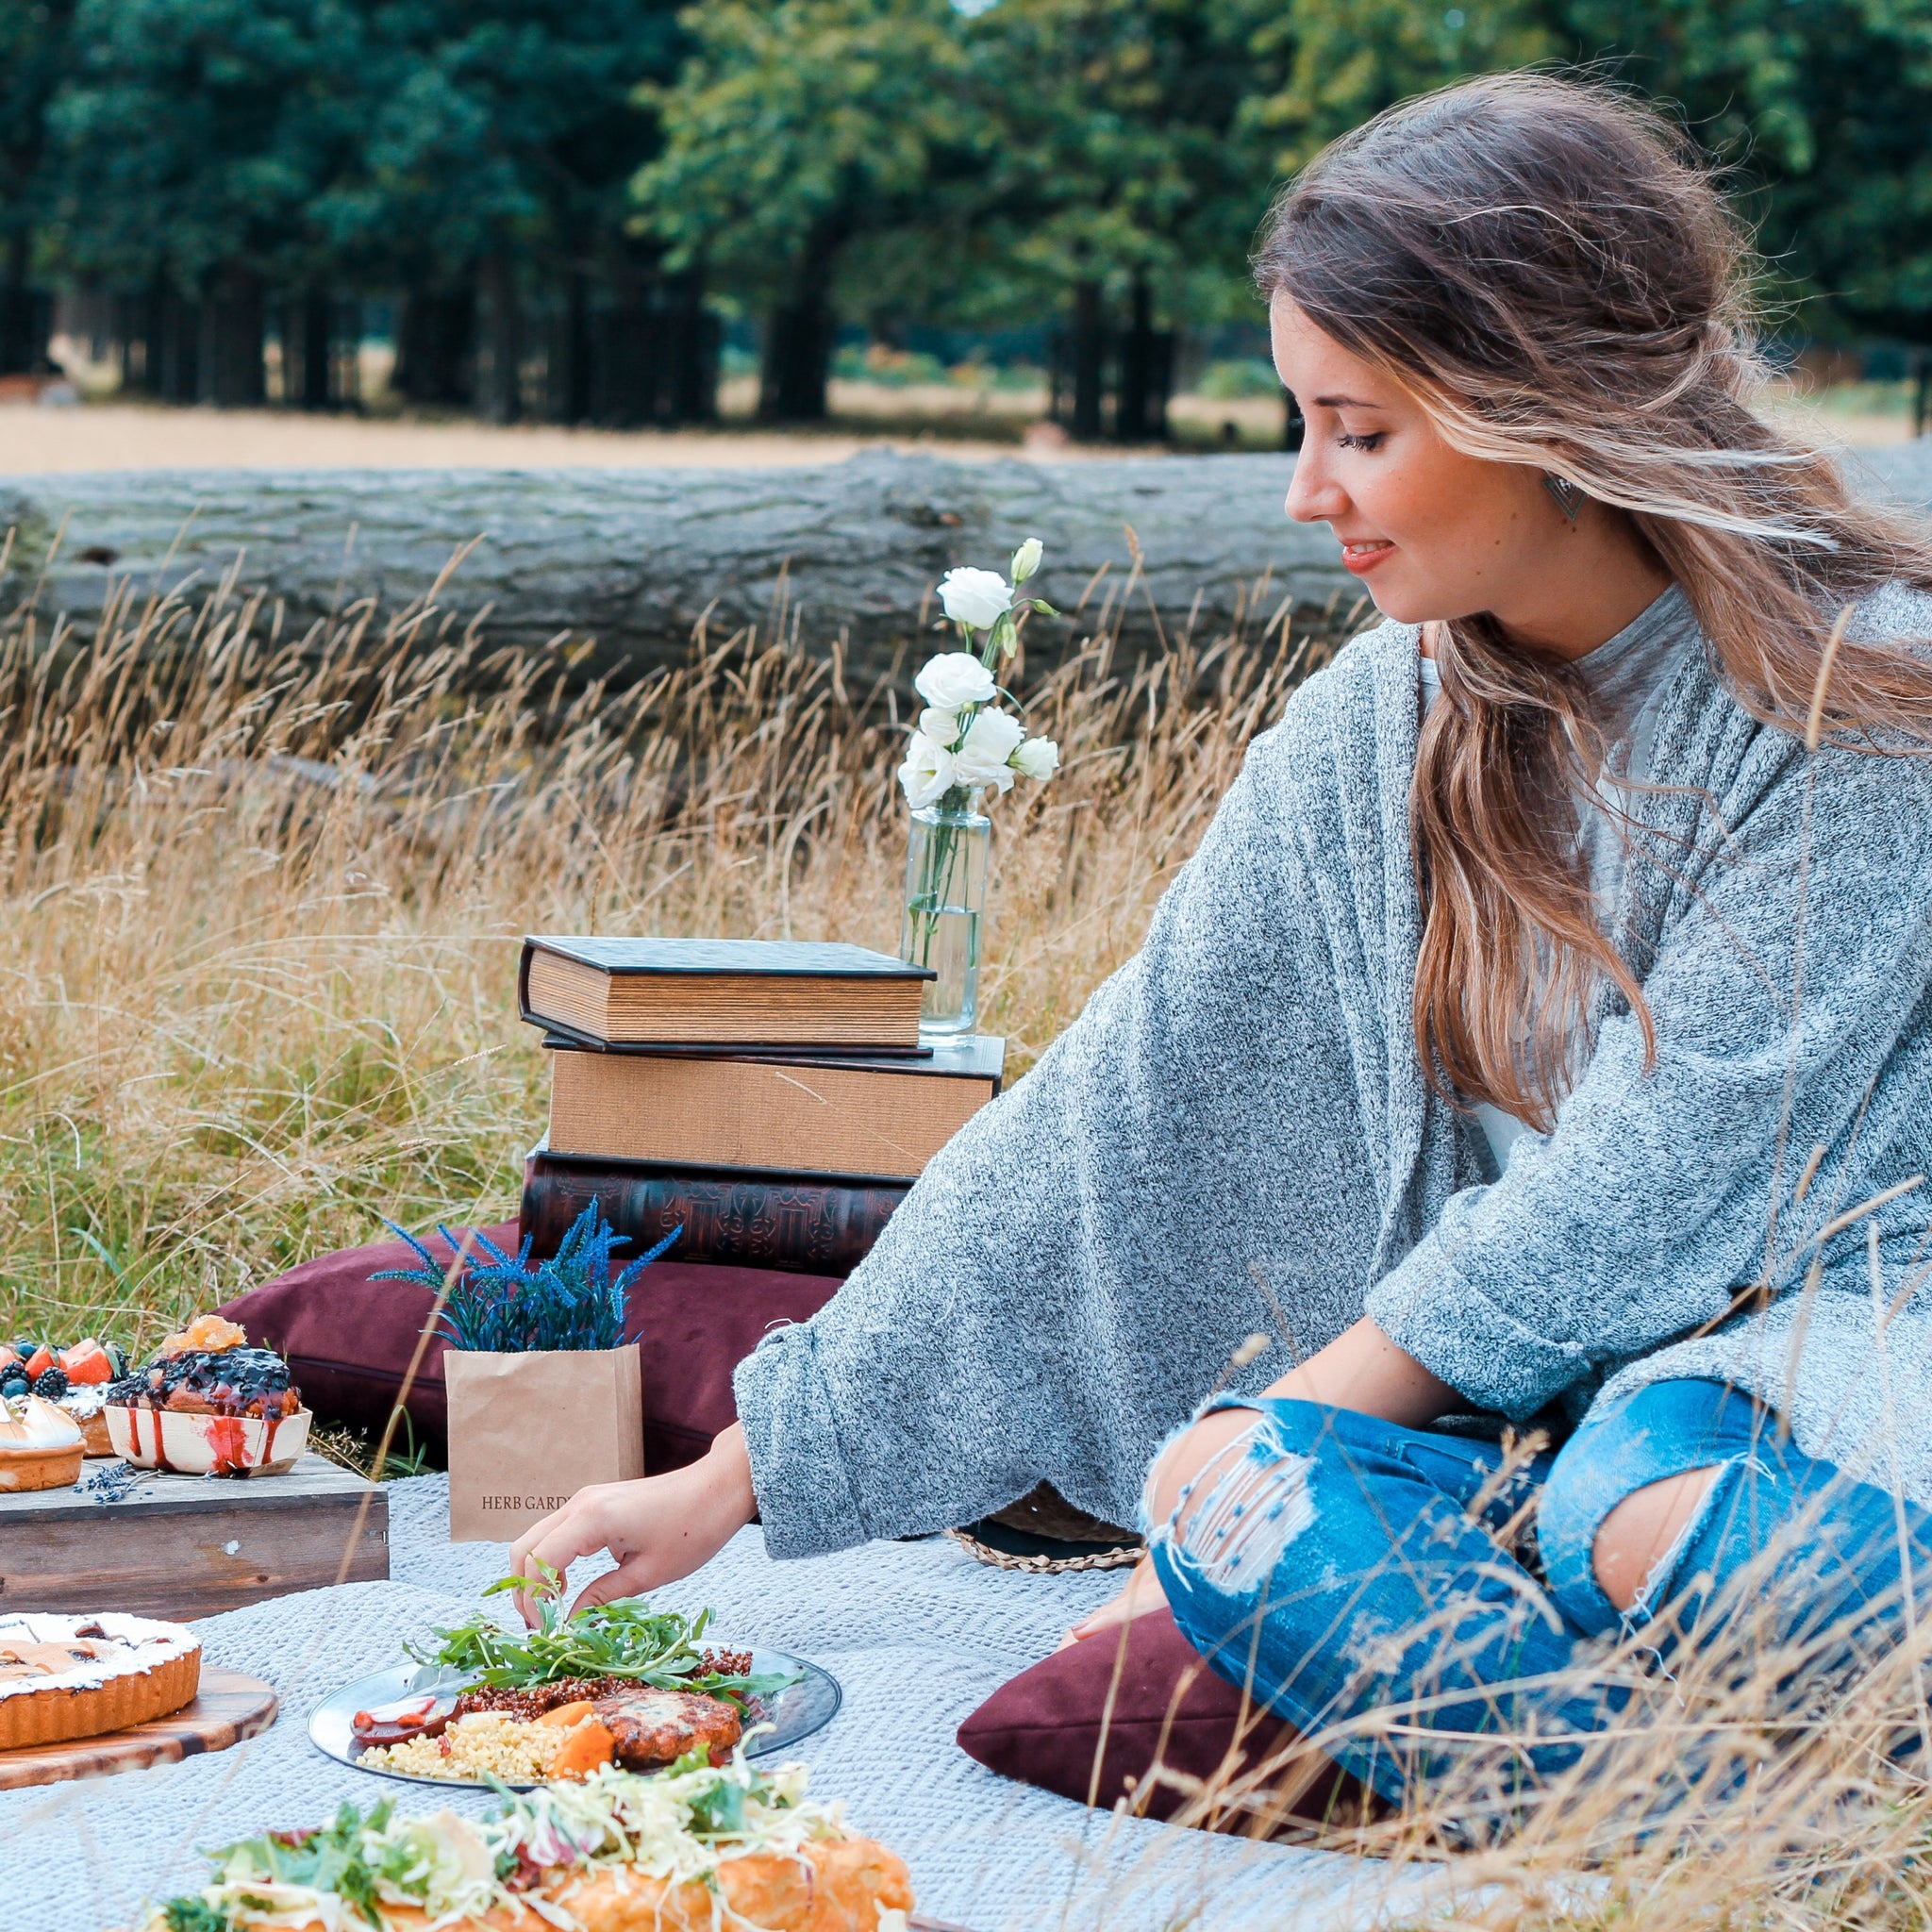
[0,1338,124,1457]
[104,1315,310,1476]
[0,1612,202,1750]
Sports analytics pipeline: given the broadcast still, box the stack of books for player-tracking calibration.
[515,936,1006,1275]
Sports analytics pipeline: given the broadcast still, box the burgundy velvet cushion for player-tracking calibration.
[216,1229,841,1471]
[958,1607,1367,1829]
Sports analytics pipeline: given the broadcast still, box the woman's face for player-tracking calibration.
[1270,292,1574,634]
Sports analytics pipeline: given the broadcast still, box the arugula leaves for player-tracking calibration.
[408,1566,798,1708]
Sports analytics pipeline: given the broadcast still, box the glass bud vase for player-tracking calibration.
[900,794,990,1040]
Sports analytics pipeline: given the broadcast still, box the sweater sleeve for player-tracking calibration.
[733,683,1398,1557]
[1364,728,1932,1419]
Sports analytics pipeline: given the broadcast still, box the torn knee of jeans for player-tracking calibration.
[1147,1424,1316,1596]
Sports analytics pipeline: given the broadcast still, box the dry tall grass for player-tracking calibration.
[0,539,1314,1356]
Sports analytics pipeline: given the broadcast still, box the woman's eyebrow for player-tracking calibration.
[1312,394,1387,409]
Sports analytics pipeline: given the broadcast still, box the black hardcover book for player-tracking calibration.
[520,1147,908,1278]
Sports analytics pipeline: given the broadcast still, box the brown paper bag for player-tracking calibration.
[445,1343,644,1543]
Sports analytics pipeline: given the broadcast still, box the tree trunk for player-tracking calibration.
[295,289,332,410]
[1114,276,1172,444]
[662,268,717,425]
[203,265,266,408]
[0,231,41,375]
[0,449,1378,684]
[555,270,593,425]
[1069,280,1106,441]
[158,290,200,404]
[477,252,524,425]
[758,255,838,423]
[394,286,475,407]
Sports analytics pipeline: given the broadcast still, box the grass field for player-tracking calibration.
[0,541,1310,1361]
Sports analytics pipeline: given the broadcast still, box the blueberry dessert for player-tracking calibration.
[106,1344,302,1421]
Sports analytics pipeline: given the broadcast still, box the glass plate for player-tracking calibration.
[308,1648,841,1791]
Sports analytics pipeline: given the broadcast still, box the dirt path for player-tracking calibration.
[0,402,1104,474]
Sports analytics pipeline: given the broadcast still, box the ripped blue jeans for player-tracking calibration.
[1148,1379,1932,1813]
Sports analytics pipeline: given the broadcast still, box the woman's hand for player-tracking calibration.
[507,1423,758,1624]
[1059,1555,1170,1650]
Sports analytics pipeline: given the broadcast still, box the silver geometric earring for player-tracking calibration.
[1542,473,1586,522]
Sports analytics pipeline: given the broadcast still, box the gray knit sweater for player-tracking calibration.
[735,584,1932,1554]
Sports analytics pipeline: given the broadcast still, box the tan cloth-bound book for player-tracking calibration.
[545,1037,1005,1180]
[521,936,933,1049]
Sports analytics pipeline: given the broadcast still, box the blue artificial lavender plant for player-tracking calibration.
[374,1202,681,1353]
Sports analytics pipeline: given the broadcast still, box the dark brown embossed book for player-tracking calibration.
[520,936,933,1050]
[519,1146,909,1276]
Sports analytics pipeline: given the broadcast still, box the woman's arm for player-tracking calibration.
[507,1423,758,1623]
[1068,1317,1454,1641]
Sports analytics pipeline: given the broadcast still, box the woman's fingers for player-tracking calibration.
[1061,1555,1170,1648]
[508,1486,625,1624]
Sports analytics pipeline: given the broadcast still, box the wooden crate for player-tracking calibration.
[0,1455,389,1618]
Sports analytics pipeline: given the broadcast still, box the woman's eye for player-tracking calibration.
[1337,431,1385,452]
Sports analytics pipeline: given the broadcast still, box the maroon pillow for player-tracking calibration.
[958,1608,1371,1831]
[217,1229,841,1471]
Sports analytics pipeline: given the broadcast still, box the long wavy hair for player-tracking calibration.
[1255,72,1932,1132]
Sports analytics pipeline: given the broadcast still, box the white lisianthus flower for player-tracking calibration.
[917,706,961,746]
[897,731,958,808]
[1009,537,1043,584]
[1010,735,1060,781]
[952,706,1025,791]
[914,651,997,710]
[937,567,1012,631]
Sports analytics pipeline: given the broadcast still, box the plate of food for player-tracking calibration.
[311,1567,840,1790]
[142,1755,909,1932]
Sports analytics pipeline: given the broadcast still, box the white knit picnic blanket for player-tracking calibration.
[2,1474,1424,1932]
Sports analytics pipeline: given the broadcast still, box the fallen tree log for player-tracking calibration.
[4,441,1925,687]
[0,450,1359,683]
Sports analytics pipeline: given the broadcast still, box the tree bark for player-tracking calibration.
[662,268,718,425]
[304,291,333,409]
[758,246,839,423]
[1069,280,1106,441]
[394,286,475,406]
[0,231,42,375]
[203,265,266,408]
[11,445,1929,687]
[477,252,524,425]
[1,450,1361,684]
[1114,276,1172,444]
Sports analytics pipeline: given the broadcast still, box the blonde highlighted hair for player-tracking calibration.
[1256,72,1932,1129]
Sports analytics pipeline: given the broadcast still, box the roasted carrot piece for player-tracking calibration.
[546,1718,616,1779]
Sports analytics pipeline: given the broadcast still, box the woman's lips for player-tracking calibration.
[1340,540,1394,575]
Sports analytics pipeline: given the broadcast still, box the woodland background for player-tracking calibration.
[2,0,1930,444]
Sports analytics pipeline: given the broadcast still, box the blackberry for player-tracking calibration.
[33,1366,70,1400]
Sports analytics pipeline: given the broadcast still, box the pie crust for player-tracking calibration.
[0,1441,84,1492]
[0,1613,203,1750]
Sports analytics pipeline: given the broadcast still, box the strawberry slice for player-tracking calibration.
[23,1346,54,1382]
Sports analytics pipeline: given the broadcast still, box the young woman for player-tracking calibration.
[515,75,1932,1809]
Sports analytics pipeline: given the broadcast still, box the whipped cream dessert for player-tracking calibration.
[0,1393,84,1452]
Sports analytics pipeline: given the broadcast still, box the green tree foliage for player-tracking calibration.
[1563,0,1932,341]
[1238,0,1932,344]
[51,0,367,297]
[633,0,987,419]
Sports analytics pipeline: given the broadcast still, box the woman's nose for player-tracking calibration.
[1284,448,1345,525]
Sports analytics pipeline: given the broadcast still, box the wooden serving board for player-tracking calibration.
[0,1668,277,1790]
[0,1454,388,1618]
